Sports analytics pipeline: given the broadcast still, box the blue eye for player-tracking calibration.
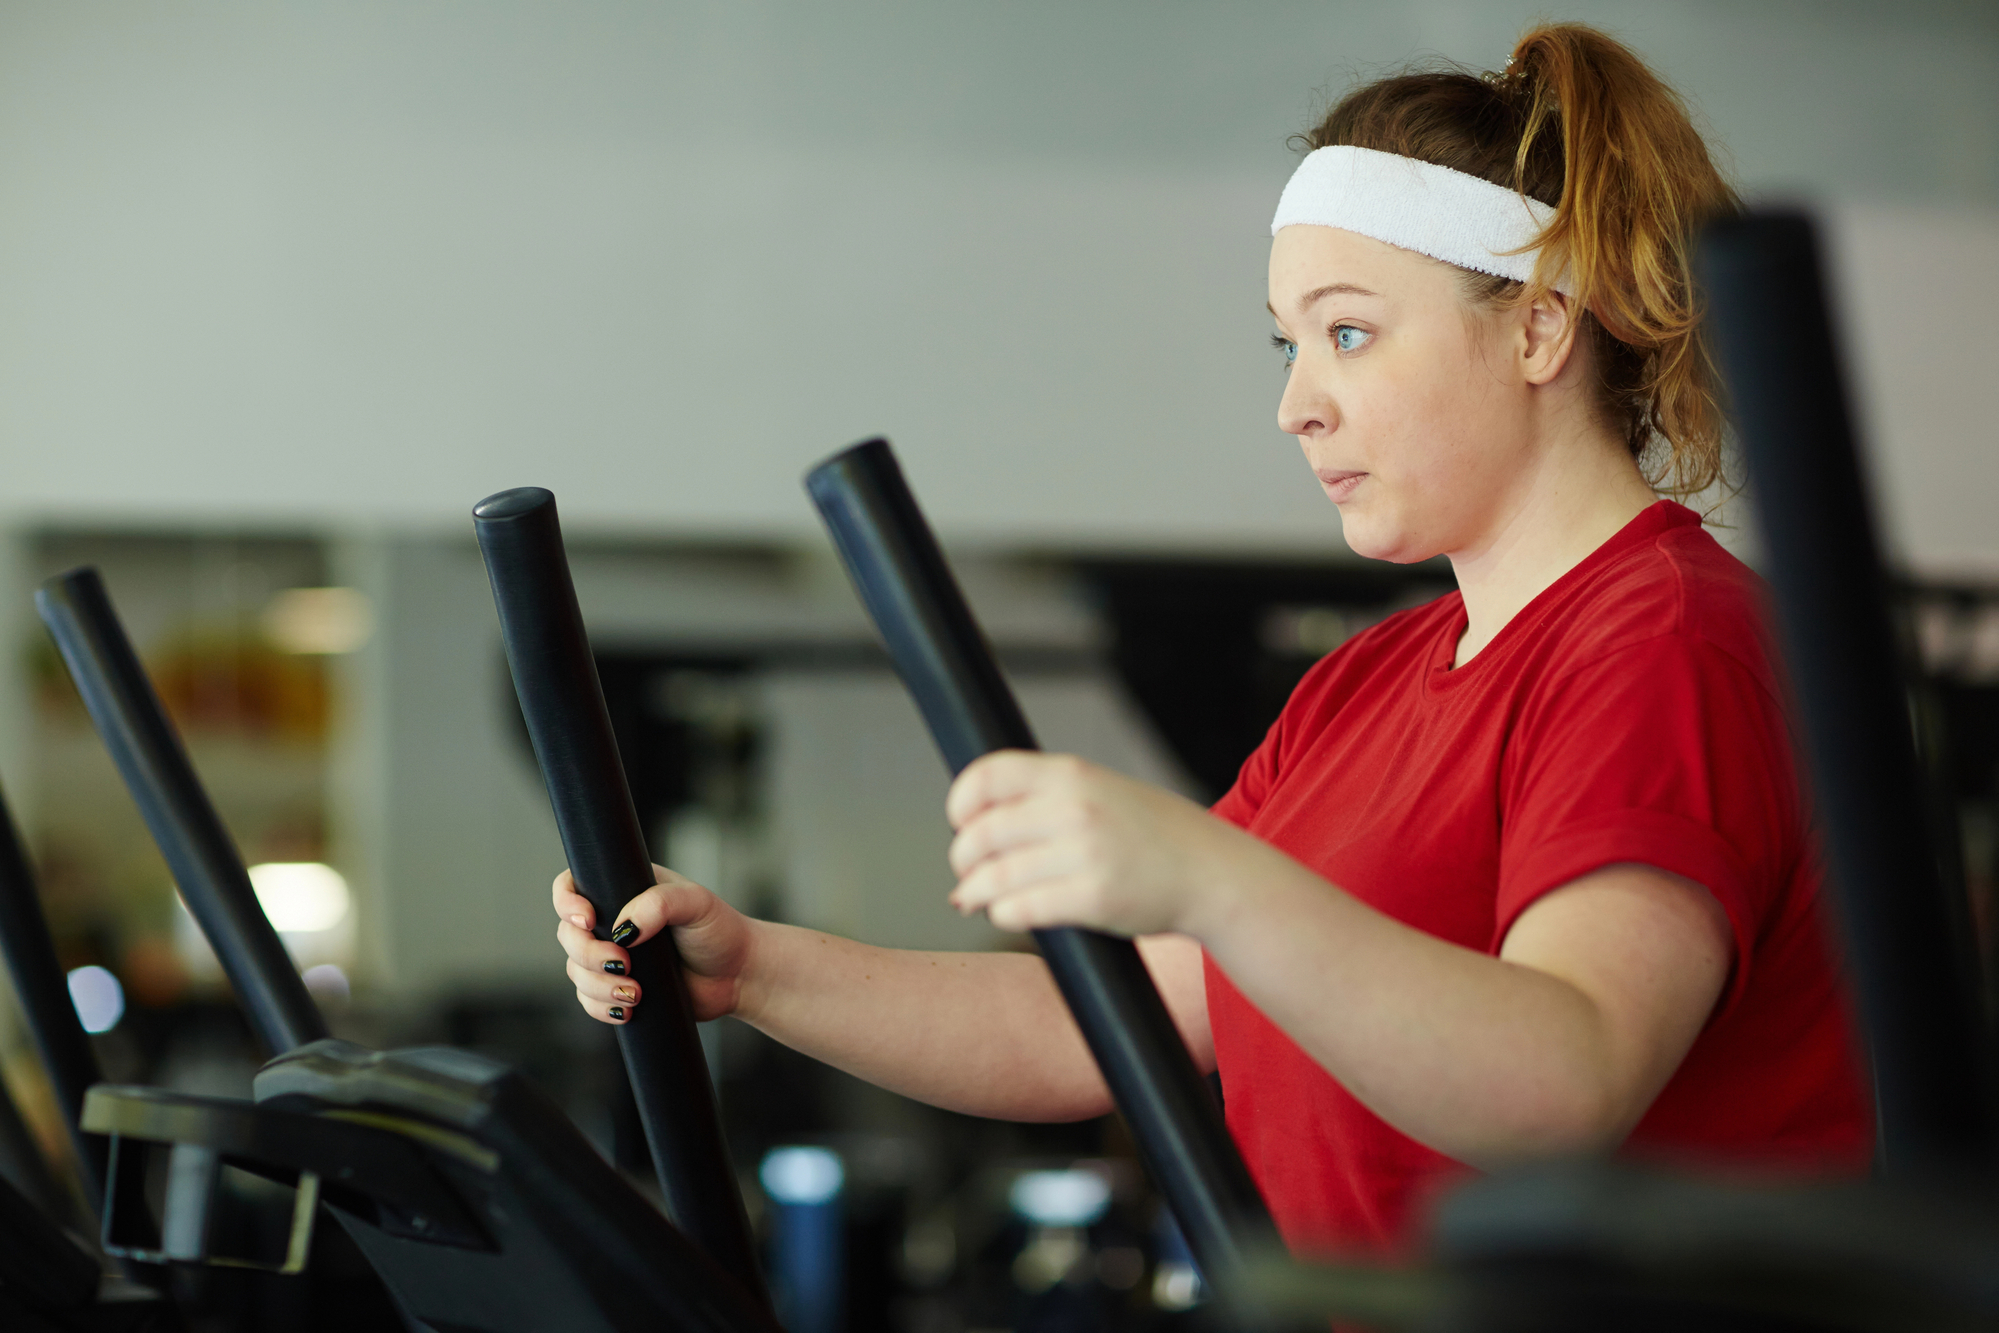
[1269,333,1297,366]
[1334,324,1372,353]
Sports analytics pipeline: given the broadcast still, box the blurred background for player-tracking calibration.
[0,2,1993,1330]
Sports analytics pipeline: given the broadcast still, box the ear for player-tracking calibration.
[1517,288,1580,386]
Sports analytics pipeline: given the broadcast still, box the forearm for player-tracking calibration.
[942,753,1725,1166]
[1191,854,1633,1167]
[736,920,1113,1122]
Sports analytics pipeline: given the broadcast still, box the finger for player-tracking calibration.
[947,791,1089,878]
[606,869,716,949]
[945,751,1084,830]
[568,957,643,1008]
[576,993,632,1025]
[557,917,631,974]
[986,878,1103,934]
[552,870,595,932]
[950,841,1086,916]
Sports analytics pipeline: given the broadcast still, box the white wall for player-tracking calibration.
[327,535,564,994]
[0,2,1993,556]
[1825,204,1999,577]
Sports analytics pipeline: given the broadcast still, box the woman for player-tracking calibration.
[555,23,1870,1256]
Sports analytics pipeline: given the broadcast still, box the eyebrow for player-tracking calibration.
[1267,282,1383,318]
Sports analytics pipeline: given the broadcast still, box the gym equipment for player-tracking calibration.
[804,439,1279,1283]
[0,1167,122,1331]
[0,781,174,1331]
[0,1059,67,1223]
[473,486,767,1303]
[1700,208,1997,1169]
[0,780,120,1221]
[36,566,781,1333]
[38,573,326,1059]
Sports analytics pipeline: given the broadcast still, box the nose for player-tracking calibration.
[1277,364,1335,439]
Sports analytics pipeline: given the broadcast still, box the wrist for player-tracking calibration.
[733,917,781,1027]
[1175,829,1296,943]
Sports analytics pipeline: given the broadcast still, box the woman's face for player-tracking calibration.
[1268,225,1544,564]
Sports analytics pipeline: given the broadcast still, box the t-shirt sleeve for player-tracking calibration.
[1210,710,1285,831]
[1494,633,1804,1009]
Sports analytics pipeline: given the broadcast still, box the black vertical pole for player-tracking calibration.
[473,488,768,1306]
[0,1070,68,1224]
[0,783,112,1215]
[35,569,328,1058]
[804,439,1278,1282]
[1699,210,1997,1168]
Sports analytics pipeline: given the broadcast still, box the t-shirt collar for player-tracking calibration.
[1429,500,1700,682]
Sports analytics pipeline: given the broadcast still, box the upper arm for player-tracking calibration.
[1499,863,1733,1132]
[1136,933,1214,1072]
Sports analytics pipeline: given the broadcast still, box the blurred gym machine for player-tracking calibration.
[0,785,170,1330]
[27,567,782,1332]
[12,495,1278,1333]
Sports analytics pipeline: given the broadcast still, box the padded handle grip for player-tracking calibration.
[473,487,768,1304]
[805,438,1278,1280]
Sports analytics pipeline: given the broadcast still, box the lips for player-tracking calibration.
[1315,470,1367,502]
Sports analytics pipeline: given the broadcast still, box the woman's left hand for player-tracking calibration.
[946,751,1246,937]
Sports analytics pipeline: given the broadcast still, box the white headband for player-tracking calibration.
[1271,145,1567,293]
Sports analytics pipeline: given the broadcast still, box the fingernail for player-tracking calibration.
[603,959,627,976]
[608,1007,626,1021]
[568,914,589,929]
[613,986,637,1004]
[610,921,639,947]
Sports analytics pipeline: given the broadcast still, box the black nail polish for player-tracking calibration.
[609,1007,626,1021]
[610,921,639,947]
[603,959,627,976]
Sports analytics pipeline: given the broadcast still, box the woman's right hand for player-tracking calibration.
[553,865,758,1025]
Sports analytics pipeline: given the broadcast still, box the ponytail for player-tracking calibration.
[1302,24,1739,499]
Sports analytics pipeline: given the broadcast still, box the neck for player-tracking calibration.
[1447,432,1658,668]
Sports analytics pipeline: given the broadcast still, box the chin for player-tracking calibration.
[1335,509,1435,566]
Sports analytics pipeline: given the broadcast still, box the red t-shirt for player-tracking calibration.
[1205,500,1872,1258]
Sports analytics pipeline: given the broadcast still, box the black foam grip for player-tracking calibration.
[805,438,1278,1280]
[36,569,327,1058]
[472,487,767,1304]
[1699,211,1996,1167]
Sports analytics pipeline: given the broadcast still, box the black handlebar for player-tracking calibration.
[0,782,113,1212]
[805,439,1278,1281]
[473,487,768,1304]
[1699,211,1997,1168]
[36,569,328,1058]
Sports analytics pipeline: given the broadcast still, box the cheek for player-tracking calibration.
[1336,359,1458,479]
[1378,350,1505,476]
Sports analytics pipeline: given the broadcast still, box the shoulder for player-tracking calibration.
[1548,505,1778,696]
